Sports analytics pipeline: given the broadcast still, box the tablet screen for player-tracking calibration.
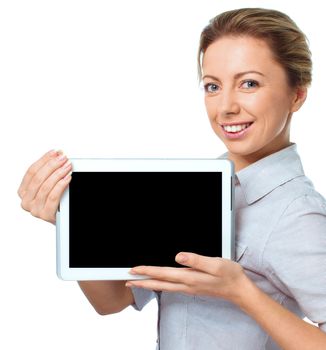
[69,172,222,268]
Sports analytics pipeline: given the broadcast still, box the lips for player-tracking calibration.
[219,122,254,139]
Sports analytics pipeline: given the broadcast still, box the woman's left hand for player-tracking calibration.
[126,252,251,305]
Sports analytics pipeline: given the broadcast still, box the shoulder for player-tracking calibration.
[256,174,326,241]
[279,175,326,221]
[262,176,326,272]
[261,174,326,265]
[270,176,326,240]
[271,174,326,218]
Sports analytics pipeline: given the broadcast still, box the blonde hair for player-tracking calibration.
[197,8,312,88]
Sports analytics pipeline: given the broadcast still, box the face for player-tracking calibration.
[202,36,306,165]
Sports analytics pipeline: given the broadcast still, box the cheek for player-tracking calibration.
[241,90,290,123]
[205,98,218,122]
[238,93,266,115]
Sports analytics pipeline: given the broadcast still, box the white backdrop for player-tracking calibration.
[1,1,325,349]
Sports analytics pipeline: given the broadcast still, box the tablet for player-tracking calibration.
[56,158,234,280]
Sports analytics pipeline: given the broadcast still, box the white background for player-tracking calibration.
[1,1,325,349]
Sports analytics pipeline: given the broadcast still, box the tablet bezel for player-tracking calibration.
[56,158,234,280]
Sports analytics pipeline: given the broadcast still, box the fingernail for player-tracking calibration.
[57,154,66,161]
[125,282,133,287]
[176,254,187,263]
[129,269,137,275]
[50,149,63,157]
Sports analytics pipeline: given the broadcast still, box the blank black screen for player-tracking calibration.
[69,172,222,267]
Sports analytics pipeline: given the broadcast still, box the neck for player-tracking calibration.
[228,137,291,173]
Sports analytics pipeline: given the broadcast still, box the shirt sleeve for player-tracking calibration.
[131,286,156,311]
[262,194,326,331]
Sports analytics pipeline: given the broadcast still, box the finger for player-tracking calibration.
[130,265,206,285]
[22,153,68,204]
[126,279,192,294]
[18,149,61,197]
[130,266,190,280]
[33,160,72,211]
[41,174,72,223]
[175,252,223,276]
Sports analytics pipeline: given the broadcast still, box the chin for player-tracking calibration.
[224,141,262,157]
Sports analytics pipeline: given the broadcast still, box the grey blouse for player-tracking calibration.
[131,144,326,350]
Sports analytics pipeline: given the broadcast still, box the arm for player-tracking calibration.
[127,252,326,350]
[78,281,134,315]
[18,150,135,315]
[236,276,326,350]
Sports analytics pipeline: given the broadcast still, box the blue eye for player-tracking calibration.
[242,80,259,89]
[204,83,219,93]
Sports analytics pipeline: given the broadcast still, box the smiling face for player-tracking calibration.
[202,36,306,170]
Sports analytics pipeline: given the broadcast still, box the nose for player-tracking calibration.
[219,89,240,117]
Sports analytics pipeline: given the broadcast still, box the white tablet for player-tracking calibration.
[56,158,234,280]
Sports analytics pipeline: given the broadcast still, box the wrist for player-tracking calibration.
[232,273,259,311]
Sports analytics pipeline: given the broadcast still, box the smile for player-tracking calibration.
[220,122,254,139]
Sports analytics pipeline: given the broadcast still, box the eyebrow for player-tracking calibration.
[202,70,265,81]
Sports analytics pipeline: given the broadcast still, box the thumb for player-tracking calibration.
[175,252,222,275]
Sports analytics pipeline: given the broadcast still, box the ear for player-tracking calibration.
[290,87,307,113]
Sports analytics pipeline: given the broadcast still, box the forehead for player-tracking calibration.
[202,36,283,78]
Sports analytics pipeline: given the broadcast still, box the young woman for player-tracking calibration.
[18,8,326,350]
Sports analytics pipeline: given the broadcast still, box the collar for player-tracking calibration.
[221,144,305,205]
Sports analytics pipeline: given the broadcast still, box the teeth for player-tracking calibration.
[223,123,251,133]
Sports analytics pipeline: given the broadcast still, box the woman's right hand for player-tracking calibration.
[18,149,72,225]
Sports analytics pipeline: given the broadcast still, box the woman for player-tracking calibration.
[18,8,326,350]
